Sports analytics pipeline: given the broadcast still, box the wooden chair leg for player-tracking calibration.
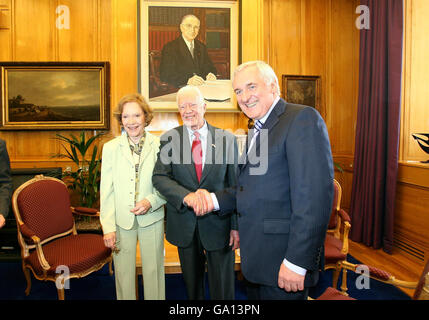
[135,274,139,300]
[57,287,65,300]
[340,268,348,294]
[108,260,113,276]
[332,264,341,289]
[22,264,32,296]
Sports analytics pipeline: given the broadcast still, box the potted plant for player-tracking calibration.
[52,131,105,208]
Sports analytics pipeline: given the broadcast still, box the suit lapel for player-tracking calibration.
[241,99,287,172]
[119,135,135,166]
[199,124,219,185]
[139,133,153,166]
[254,101,285,155]
[179,38,197,67]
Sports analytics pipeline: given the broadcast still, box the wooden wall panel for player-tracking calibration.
[0,0,113,168]
[395,163,429,264]
[260,0,359,210]
[401,0,429,162]
[57,0,99,60]
[13,0,56,60]
[393,0,429,264]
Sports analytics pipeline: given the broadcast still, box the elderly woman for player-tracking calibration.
[100,93,166,300]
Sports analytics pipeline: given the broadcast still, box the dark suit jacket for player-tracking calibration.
[215,99,334,288]
[0,139,13,219]
[152,123,238,251]
[159,37,217,88]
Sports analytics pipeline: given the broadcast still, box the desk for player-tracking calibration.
[136,235,241,275]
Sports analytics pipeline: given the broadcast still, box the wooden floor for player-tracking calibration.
[348,240,423,297]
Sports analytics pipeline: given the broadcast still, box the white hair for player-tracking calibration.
[233,60,280,95]
[176,85,205,106]
[180,14,200,25]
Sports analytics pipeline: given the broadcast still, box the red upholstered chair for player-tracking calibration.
[315,259,429,300]
[324,179,352,294]
[12,175,112,300]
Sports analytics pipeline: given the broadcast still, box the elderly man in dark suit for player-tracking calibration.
[194,61,334,300]
[152,85,239,300]
[0,139,13,229]
[159,14,217,88]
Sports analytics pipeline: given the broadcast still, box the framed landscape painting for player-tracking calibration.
[0,62,110,130]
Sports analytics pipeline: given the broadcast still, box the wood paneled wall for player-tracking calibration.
[242,0,360,210]
[394,0,429,265]
[0,0,114,168]
[0,0,248,169]
[3,0,426,265]
[0,0,358,175]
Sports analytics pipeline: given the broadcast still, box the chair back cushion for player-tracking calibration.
[16,179,74,242]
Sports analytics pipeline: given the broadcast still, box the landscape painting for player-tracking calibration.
[0,62,110,130]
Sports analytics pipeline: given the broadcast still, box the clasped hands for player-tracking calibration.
[183,189,214,216]
[187,72,217,86]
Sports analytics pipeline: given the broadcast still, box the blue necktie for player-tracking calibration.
[248,120,263,154]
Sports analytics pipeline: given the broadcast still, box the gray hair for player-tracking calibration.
[233,60,280,95]
[176,85,205,106]
[180,14,200,25]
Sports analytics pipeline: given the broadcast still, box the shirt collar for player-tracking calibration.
[182,35,194,50]
[258,95,280,125]
[185,120,208,140]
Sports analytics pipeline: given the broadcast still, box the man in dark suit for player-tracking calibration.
[0,139,13,229]
[159,14,217,88]
[152,85,239,299]
[195,61,334,300]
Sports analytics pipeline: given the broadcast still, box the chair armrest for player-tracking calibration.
[71,206,100,217]
[342,260,418,289]
[19,224,51,271]
[341,221,351,254]
[18,223,38,244]
[338,208,351,222]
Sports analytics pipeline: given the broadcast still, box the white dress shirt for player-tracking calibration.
[185,121,208,170]
[182,36,194,57]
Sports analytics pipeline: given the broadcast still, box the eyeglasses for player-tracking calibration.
[182,23,200,30]
[178,103,200,111]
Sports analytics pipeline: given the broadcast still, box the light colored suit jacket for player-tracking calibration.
[100,132,166,234]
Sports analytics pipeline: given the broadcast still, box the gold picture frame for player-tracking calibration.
[0,62,110,130]
[282,75,321,112]
[139,0,239,112]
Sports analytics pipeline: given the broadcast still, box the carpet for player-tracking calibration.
[0,254,411,300]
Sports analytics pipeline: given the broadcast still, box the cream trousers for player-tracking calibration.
[113,218,165,300]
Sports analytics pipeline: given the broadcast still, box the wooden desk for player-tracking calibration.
[136,235,241,275]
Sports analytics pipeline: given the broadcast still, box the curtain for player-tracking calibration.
[349,0,403,253]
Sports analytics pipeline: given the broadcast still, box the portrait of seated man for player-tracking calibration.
[159,14,217,88]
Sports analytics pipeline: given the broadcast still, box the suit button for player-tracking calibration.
[239,186,243,191]
[237,212,241,217]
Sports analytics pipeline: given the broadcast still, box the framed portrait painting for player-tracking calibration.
[0,62,110,130]
[282,75,321,111]
[139,0,239,112]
